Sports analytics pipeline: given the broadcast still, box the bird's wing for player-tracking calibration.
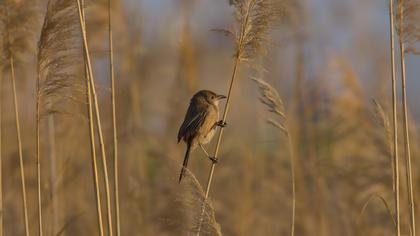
[178,103,208,142]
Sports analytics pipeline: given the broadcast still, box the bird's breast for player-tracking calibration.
[198,106,219,145]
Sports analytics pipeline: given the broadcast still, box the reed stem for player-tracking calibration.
[196,56,240,236]
[36,55,43,236]
[397,4,415,236]
[76,1,114,234]
[0,67,3,236]
[388,1,400,236]
[286,131,296,236]
[10,56,29,236]
[108,0,121,235]
[79,1,105,235]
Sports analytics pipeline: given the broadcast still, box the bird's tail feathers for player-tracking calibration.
[179,143,191,183]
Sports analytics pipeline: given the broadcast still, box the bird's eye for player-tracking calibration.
[211,96,214,99]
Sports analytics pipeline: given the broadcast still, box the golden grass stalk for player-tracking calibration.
[36,52,43,236]
[388,1,400,235]
[197,2,280,235]
[10,56,29,236]
[76,1,114,235]
[0,22,3,234]
[80,1,105,235]
[108,0,121,235]
[396,1,418,234]
[252,78,295,236]
[0,60,2,236]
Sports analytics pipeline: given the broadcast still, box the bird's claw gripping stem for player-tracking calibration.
[217,120,227,128]
[209,156,219,164]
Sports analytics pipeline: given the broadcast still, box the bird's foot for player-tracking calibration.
[208,156,219,164]
[216,120,227,128]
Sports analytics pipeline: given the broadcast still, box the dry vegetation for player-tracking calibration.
[0,0,419,235]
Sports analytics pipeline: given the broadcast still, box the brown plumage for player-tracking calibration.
[177,90,226,183]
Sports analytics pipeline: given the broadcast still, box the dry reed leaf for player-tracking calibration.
[356,194,396,228]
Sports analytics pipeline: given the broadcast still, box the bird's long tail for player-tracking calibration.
[179,143,191,183]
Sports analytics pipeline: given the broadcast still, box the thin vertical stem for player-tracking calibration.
[108,0,121,235]
[197,7,251,235]
[397,4,416,236]
[286,130,296,236]
[196,57,240,236]
[200,0,252,202]
[86,66,105,236]
[10,56,29,236]
[0,69,3,236]
[47,116,57,236]
[389,1,400,236]
[76,1,114,235]
[205,57,239,198]
[80,1,105,235]
[36,65,43,236]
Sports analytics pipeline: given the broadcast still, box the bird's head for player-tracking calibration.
[193,90,226,106]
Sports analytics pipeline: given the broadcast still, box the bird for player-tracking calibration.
[177,90,227,183]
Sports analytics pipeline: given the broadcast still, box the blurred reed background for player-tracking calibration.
[0,0,420,235]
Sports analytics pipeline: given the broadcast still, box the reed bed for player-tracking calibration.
[0,0,418,235]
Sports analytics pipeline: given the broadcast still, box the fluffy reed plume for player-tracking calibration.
[396,0,420,54]
[107,0,121,234]
[37,1,83,235]
[395,1,419,235]
[180,169,221,236]
[388,1,400,235]
[227,0,281,62]
[197,1,281,235]
[0,0,38,66]
[372,99,394,185]
[0,1,38,235]
[252,78,295,236]
[76,0,114,235]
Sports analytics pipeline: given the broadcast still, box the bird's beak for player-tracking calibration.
[216,94,227,100]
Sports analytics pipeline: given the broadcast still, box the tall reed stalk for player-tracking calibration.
[35,46,43,236]
[86,65,105,236]
[76,1,114,234]
[108,0,121,235]
[10,56,29,236]
[80,1,104,235]
[388,1,400,235]
[396,1,416,235]
[196,1,280,235]
[0,67,3,236]
[47,115,57,235]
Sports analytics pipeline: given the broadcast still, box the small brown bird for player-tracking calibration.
[177,90,226,183]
